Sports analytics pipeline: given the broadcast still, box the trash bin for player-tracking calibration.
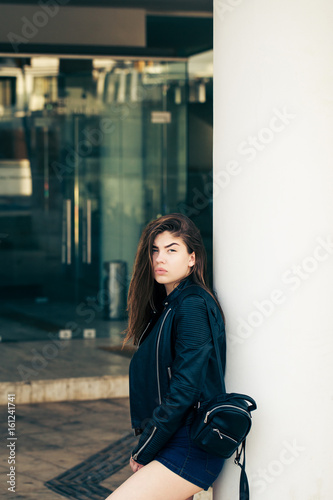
[103,260,127,320]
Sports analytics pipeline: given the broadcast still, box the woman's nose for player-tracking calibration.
[155,252,166,263]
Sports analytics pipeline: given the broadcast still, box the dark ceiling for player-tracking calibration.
[0,0,212,57]
[0,0,213,12]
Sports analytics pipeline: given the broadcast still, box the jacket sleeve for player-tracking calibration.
[131,294,214,465]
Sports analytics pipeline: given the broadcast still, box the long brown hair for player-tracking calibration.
[122,213,225,347]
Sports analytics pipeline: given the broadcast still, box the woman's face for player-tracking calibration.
[152,231,195,295]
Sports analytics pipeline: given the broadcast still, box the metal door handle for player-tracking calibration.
[62,199,71,265]
[86,199,92,264]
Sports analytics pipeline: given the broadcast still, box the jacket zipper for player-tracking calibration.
[138,319,153,347]
[167,366,172,380]
[132,426,157,461]
[156,308,172,404]
[204,404,251,424]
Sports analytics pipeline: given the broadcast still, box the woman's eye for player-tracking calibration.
[152,248,175,253]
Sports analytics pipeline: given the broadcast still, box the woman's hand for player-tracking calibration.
[129,456,144,473]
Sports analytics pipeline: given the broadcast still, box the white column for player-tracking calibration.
[213,1,333,499]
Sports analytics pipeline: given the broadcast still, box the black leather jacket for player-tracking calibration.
[129,275,226,465]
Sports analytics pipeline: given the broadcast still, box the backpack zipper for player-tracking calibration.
[204,404,251,423]
[132,426,157,461]
[213,428,238,443]
[156,308,172,404]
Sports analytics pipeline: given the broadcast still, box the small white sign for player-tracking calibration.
[83,329,96,339]
[151,111,171,124]
[59,329,72,339]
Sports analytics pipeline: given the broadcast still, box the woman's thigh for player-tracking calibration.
[105,460,203,500]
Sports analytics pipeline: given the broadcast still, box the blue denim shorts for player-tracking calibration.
[154,423,225,491]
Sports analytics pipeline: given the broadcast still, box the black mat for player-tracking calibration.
[45,432,137,499]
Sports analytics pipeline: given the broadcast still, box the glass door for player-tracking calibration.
[0,56,188,341]
[56,113,101,303]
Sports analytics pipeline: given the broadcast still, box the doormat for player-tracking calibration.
[45,432,137,499]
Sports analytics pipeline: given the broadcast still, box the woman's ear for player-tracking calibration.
[189,252,195,267]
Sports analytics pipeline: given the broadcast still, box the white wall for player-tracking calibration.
[213,0,333,499]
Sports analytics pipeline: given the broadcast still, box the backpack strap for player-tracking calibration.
[175,284,226,393]
[177,285,251,500]
[235,441,250,500]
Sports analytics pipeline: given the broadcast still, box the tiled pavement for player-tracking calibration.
[0,398,136,499]
[0,398,212,499]
[0,308,212,499]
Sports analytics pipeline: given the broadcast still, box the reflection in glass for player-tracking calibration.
[0,55,212,341]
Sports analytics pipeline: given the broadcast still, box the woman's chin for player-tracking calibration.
[154,275,168,284]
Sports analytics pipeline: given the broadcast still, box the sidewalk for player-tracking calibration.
[0,299,131,405]
[0,398,135,499]
[0,338,131,405]
[0,323,212,499]
[0,397,212,499]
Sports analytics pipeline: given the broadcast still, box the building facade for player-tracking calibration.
[0,1,214,341]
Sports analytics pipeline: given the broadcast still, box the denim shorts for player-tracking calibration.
[154,423,225,491]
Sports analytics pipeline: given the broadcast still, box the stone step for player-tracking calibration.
[0,374,129,405]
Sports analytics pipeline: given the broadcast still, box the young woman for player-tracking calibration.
[105,213,226,500]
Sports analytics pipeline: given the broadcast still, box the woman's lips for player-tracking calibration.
[155,269,167,274]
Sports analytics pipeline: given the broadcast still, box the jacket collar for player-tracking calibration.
[162,274,194,308]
